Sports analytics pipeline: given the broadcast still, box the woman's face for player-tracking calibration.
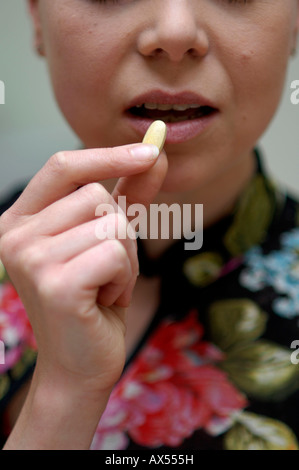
[29,0,299,192]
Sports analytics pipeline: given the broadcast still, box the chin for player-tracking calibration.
[159,173,201,194]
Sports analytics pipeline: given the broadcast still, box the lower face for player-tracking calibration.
[36,0,298,193]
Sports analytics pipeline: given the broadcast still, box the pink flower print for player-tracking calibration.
[93,311,247,449]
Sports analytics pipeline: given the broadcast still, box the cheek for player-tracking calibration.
[47,32,118,102]
[221,5,293,113]
[39,4,121,105]
[42,21,126,145]
[238,47,288,101]
[226,29,291,145]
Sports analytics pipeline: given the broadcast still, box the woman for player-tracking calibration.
[0,0,299,450]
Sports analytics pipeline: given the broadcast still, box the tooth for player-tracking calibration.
[144,103,158,110]
[142,103,201,111]
[157,104,173,111]
[143,103,173,111]
[172,105,190,111]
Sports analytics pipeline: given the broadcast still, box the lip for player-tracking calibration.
[124,90,219,144]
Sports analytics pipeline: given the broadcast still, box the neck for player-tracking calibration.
[141,149,256,259]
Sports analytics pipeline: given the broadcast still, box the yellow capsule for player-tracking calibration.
[142,120,167,153]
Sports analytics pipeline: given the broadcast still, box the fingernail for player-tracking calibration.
[130,144,160,161]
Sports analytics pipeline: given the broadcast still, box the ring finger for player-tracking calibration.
[37,212,138,272]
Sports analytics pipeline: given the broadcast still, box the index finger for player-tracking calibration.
[9,143,159,217]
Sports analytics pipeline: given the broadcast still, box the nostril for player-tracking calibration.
[154,48,164,57]
[153,47,198,59]
[188,48,197,56]
[137,18,209,62]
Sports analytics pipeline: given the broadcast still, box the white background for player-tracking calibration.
[0,0,298,200]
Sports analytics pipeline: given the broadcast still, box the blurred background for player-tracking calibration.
[0,0,298,201]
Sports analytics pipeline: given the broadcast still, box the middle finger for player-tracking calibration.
[19,182,119,238]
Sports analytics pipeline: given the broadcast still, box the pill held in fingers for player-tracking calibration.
[142,120,167,153]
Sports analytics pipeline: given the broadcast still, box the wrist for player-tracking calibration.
[4,360,112,450]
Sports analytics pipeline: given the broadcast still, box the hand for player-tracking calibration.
[0,144,168,394]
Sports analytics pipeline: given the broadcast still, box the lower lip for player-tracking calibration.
[124,111,218,144]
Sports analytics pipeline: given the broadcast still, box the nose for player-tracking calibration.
[137,1,209,63]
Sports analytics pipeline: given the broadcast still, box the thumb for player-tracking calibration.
[111,150,168,218]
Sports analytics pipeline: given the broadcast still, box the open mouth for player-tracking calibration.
[127,103,216,123]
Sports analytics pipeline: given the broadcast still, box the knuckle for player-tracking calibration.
[109,240,132,278]
[107,239,127,264]
[48,151,69,177]
[79,182,107,204]
[36,269,63,303]
[19,244,46,276]
[102,212,129,241]
[79,184,113,218]
[0,231,46,279]
[0,228,22,265]
[0,208,20,238]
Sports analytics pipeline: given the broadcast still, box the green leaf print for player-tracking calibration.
[223,174,277,256]
[208,299,268,351]
[182,251,223,287]
[220,340,299,401]
[224,411,299,450]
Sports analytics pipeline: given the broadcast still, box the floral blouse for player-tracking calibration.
[1,151,299,450]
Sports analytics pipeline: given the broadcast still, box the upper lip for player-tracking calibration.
[125,89,217,110]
